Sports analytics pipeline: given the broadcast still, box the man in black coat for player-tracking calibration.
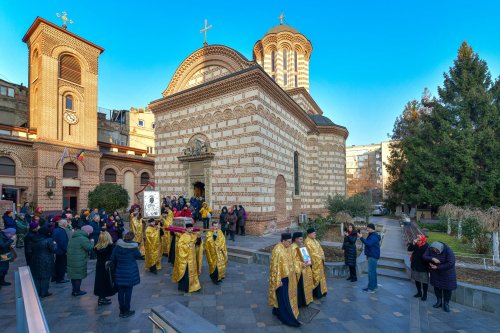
[31,227,57,297]
[0,228,16,288]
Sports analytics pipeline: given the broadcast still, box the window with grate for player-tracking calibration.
[63,162,78,178]
[271,51,275,71]
[0,157,15,176]
[104,168,117,182]
[294,152,300,195]
[283,49,287,70]
[140,172,150,185]
[59,55,81,85]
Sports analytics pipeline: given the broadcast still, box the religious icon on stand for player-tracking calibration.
[143,191,161,218]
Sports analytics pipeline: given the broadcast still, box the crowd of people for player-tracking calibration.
[1,202,458,326]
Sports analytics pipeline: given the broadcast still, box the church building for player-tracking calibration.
[150,20,348,234]
[0,17,155,213]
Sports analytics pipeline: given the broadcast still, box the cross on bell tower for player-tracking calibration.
[200,19,213,46]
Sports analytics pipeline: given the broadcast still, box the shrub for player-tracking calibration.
[419,221,448,233]
[301,217,331,240]
[462,218,491,254]
[88,183,129,213]
[326,193,372,221]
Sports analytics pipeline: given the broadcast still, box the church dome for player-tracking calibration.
[266,24,299,34]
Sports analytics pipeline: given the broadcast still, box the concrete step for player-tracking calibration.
[377,268,409,281]
[228,252,254,264]
[379,254,406,263]
[226,246,255,256]
[378,259,407,272]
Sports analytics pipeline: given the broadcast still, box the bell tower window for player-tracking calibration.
[59,54,81,85]
[65,95,73,111]
[271,51,275,72]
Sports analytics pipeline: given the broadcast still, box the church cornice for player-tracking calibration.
[286,87,324,115]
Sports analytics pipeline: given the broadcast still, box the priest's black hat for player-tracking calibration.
[292,232,303,241]
[281,233,292,241]
[306,227,316,234]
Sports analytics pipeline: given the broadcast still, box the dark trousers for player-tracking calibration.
[239,225,245,235]
[118,286,133,313]
[348,265,357,279]
[415,281,428,296]
[71,279,82,292]
[228,230,235,241]
[202,218,209,229]
[54,254,67,282]
[34,277,50,297]
[434,287,452,302]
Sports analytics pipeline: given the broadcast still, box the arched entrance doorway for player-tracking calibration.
[275,175,287,227]
[193,181,205,198]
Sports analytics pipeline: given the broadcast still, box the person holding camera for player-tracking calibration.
[407,234,429,300]
[342,223,358,282]
[357,223,381,293]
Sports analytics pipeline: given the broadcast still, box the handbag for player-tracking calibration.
[105,259,116,289]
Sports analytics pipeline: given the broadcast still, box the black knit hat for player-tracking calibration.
[281,233,292,241]
[292,232,303,241]
[306,227,316,234]
[367,223,376,230]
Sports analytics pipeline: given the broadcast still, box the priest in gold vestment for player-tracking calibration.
[205,221,228,284]
[268,233,301,327]
[172,222,203,292]
[291,232,313,307]
[161,207,174,256]
[129,208,145,256]
[304,228,328,298]
[144,218,162,274]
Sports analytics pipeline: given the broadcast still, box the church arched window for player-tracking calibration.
[284,74,288,86]
[0,157,15,176]
[32,49,40,80]
[104,168,117,183]
[65,95,73,111]
[294,51,298,71]
[63,162,78,178]
[59,54,81,85]
[271,51,275,72]
[140,172,150,185]
[283,49,287,70]
[294,151,300,195]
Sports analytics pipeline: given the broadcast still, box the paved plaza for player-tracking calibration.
[2,241,500,333]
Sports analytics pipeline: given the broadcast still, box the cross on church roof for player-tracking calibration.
[56,11,73,30]
[279,12,285,25]
[200,19,213,47]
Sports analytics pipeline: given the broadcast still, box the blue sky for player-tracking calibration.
[1,1,499,145]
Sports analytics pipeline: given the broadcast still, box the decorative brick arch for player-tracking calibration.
[163,45,253,96]
[274,175,287,225]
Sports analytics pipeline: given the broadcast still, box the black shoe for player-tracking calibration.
[72,290,87,297]
[0,281,11,286]
[433,299,442,308]
[56,279,70,284]
[40,293,53,298]
[421,294,427,301]
[346,276,352,281]
[350,277,357,282]
[443,302,450,312]
[121,310,135,318]
[98,298,112,306]
[413,292,422,298]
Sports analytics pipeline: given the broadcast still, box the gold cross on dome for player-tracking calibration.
[279,12,285,25]
[200,19,213,46]
[56,11,73,30]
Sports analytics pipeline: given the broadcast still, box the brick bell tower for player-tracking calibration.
[22,16,104,212]
[22,16,104,149]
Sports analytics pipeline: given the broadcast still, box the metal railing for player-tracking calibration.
[15,266,50,333]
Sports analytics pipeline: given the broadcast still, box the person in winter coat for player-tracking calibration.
[88,215,101,243]
[199,202,213,229]
[2,211,15,229]
[15,214,29,248]
[93,231,115,306]
[237,205,247,236]
[67,225,94,296]
[30,227,57,297]
[342,223,358,282]
[422,241,457,312]
[105,215,119,243]
[24,222,39,268]
[226,207,237,241]
[52,219,70,283]
[358,223,381,293]
[110,232,142,318]
[0,228,16,287]
[407,234,430,301]
[219,207,228,236]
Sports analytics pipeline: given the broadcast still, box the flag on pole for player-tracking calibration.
[59,147,69,166]
[76,149,85,161]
